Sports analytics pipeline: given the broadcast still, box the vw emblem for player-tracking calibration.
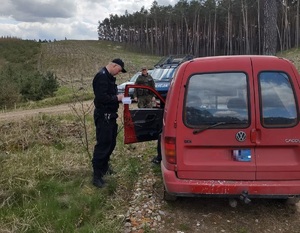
[236,131,246,142]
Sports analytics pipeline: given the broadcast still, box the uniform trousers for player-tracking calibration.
[92,109,118,179]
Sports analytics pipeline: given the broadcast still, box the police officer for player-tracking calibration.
[92,58,126,188]
[134,67,155,108]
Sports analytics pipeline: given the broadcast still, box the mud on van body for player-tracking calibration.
[123,55,300,202]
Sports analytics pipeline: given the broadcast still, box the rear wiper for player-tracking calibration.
[193,122,226,135]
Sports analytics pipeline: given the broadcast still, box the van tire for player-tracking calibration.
[163,187,177,201]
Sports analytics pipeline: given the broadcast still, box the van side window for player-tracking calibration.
[184,72,249,128]
[259,72,298,127]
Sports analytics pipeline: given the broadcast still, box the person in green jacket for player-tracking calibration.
[134,67,156,108]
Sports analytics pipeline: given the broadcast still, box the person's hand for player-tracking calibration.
[117,94,124,101]
[134,97,137,102]
[152,97,157,107]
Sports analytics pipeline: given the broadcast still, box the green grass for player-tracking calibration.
[277,47,300,71]
[0,176,123,232]
[0,38,40,67]
[5,86,94,110]
[0,114,155,232]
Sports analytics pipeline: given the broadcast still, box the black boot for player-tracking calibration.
[151,156,161,164]
[92,176,105,188]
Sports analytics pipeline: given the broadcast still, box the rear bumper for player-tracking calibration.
[161,164,300,198]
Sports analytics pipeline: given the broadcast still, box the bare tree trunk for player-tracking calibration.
[155,18,159,55]
[263,0,278,55]
[177,22,181,54]
[258,0,261,54]
[151,25,154,54]
[202,16,207,56]
[191,13,197,55]
[181,22,184,55]
[207,13,212,56]
[184,17,188,54]
[242,0,250,54]
[283,0,290,50]
[277,24,283,52]
[145,14,149,51]
[195,14,199,57]
[297,0,300,48]
[213,1,217,56]
[167,19,173,55]
[227,1,233,55]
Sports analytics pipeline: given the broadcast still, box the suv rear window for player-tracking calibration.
[151,67,176,81]
[184,72,249,128]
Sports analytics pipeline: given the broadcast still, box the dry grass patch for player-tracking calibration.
[0,112,157,232]
[40,40,161,90]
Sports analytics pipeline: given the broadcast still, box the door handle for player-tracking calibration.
[250,128,261,144]
[134,114,157,126]
[250,129,256,143]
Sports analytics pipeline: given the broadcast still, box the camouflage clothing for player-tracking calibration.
[134,73,155,108]
[137,95,153,108]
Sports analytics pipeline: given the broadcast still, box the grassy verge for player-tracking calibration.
[0,113,156,232]
[2,86,93,111]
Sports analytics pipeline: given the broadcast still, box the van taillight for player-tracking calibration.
[164,136,176,164]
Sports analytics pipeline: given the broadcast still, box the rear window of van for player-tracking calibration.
[259,71,298,127]
[184,72,249,128]
[183,71,298,129]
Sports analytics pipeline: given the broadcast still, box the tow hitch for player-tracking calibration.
[240,190,251,204]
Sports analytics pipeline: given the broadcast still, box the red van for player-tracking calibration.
[124,55,300,203]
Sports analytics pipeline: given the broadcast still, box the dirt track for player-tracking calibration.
[0,101,94,122]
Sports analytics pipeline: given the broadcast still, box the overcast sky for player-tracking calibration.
[0,0,177,41]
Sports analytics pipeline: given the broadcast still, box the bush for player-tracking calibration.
[0,66,20,108]
[0,78,20,108]
[20,71,60,101]
[0,64,59,106]
[0,39,60,106]
[41,72,60,98]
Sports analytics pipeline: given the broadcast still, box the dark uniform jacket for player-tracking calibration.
[93,67,119,116]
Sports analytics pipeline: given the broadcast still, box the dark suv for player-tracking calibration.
[152,55,194,98]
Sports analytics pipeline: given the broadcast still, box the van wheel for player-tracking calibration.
[163,187,177,201]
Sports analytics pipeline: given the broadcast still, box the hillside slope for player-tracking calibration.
[39,40,161,88]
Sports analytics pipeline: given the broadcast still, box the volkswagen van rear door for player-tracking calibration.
[251,57,300,181]
[175,57,257,181]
